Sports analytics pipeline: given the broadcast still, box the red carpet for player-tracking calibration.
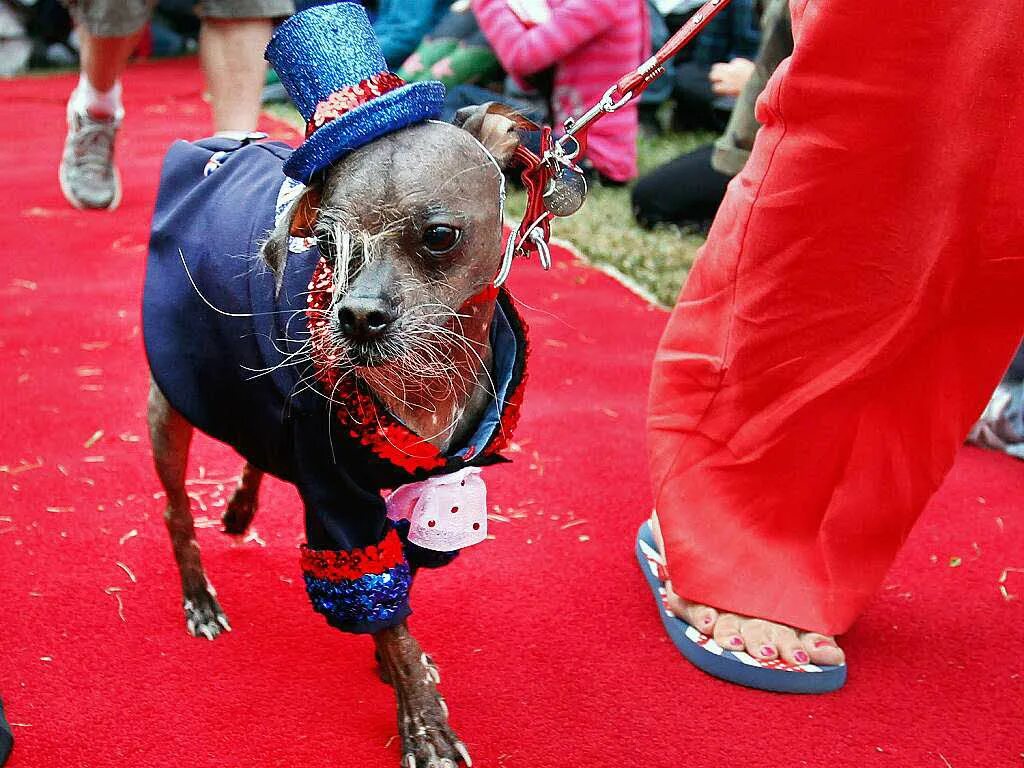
[0,60,1021,767]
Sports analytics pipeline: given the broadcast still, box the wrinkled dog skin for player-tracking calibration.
[148,105,522,768]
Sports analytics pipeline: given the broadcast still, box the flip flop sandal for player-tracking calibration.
[636,520,847,694]
[0,696,12,767]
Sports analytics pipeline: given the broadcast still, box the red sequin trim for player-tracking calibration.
[306,257,447,473]
[305,256,528,473]
[306,72,406,138]
[300,528,405,581]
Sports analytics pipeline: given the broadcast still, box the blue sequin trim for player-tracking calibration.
[304,563,412,631]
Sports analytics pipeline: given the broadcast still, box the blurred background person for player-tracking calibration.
[632,0,790,230]
[58,0,293,211]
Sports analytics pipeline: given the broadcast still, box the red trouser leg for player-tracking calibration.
[647,0,1024,635]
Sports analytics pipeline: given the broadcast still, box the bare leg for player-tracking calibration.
[59,24,138,209]
[77,26,141,93]
[147,380,230,640]
[199,18,273,133]
[375,623,470,768]
[222,462,264,535]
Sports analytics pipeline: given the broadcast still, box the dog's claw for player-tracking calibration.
[421,653,441,684]
[405,754,416,768]
[438,697,449,718]
[455,743,472,767]
[182,586,229,640]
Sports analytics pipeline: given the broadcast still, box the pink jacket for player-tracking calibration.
[471,0,650,182]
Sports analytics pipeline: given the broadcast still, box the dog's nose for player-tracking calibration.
[336,297,397,342]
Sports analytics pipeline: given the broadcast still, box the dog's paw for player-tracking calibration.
[397,689,469,768]
[183,585,231,640]
[221,489,257,536]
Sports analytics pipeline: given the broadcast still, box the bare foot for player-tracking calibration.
[651,512,845,667]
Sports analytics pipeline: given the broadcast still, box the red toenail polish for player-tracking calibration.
[729,636,743,647]
[814,640,832,648]
[794,651,809,663]
[760,646,775,657]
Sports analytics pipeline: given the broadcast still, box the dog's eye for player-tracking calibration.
[423,225,461,254]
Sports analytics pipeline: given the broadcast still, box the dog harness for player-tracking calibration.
[144,136,528,633]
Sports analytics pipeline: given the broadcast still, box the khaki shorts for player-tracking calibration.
[64,0,294,37]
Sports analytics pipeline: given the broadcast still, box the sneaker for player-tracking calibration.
[59,104,122,210]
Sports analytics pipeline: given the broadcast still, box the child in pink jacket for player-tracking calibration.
[471,0,650,182]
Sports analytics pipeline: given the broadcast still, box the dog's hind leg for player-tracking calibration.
[148,379,231,640]
[375,623,470,768]
[222,462,263,536]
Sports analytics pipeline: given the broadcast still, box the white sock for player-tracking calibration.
[69,73,123,120]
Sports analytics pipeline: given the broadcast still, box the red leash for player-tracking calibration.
[504,0,734,268]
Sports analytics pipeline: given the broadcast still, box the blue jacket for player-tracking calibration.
[144,136,527,632]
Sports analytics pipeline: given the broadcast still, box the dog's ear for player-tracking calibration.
[289,184,321,238]
[454,102,534,168]
[260,183,322,295]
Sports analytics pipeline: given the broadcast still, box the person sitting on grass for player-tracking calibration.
[632,0,791,231]
[470,0,650,184]
[370,0,453,71]
[397,0,501,89]
[669,0,760,132]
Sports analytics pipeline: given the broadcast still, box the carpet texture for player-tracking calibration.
[0,60,1021,768]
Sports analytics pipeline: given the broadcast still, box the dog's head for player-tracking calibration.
[263,103,524,376]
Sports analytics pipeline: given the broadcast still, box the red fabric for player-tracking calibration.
[649,0,1024,635]
[0,59,1021,768]
[471,0,649,181]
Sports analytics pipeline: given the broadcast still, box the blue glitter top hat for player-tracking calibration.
[265,3,445,184]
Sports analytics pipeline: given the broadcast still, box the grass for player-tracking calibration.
[266,103,707,307]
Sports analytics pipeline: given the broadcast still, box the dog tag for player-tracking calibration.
[386,467,488,551]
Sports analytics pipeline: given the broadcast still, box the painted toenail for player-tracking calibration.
[702,615,713,625]
[729,636,743,647]
[814,640,833,649]
[760,646,775,657]
[794,650,809,663]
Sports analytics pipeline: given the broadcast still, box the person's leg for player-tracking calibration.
[672,61,725,132]
[77,26,142,93]
[58,0,153,209]
[647,0,1024,665]
[196,1,293,133]
[632,143,731,231]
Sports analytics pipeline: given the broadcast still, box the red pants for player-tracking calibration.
[647,0,1024,635]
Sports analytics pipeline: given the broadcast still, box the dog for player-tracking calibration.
[143,7,532,767]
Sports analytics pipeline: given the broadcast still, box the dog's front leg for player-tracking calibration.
[148,381,230,639]
[375,622,470,768]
